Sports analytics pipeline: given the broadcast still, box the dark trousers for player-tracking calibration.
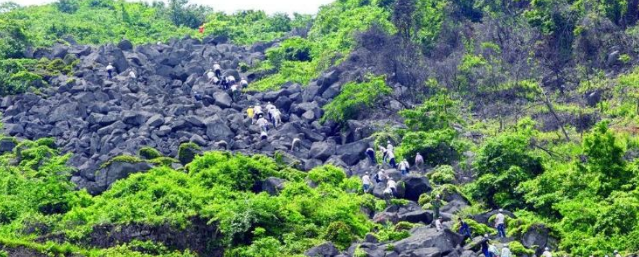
[107,70,112,79]
[215,70,221,78]
[389,158,396,168]
[366,151,376,164]
[498,224,506,238]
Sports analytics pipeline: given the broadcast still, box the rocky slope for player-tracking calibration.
[1,36,560,257]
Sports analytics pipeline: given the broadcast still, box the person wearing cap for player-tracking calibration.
[495,209,506,238]
[432,194,442,219]
[106,63,115,79]
[542,247,552,257]
[387,149,397,168]
[362,172,371,192]
[380,146,388,164]
[291,138,301,151]
[260,130,268,141]
[387,178,397,195]
[240,78,248,88]
[383,186,393,205]
[213,62,222,78]
[480,234,490,257]
[386,140,394,153]
[458,218,472,241]
[365,147,376,164]
[501,244,512,257]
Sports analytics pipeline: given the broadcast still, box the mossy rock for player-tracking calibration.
[0,137,18,154]
[138,147,163,160]
[178,142,201,165]
[149,157,179,167]
[100,155,143,169]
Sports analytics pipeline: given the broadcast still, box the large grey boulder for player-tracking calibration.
[205,117,234,142]
[213,92,232,108]
[87,159,153,195]
[521,224,558,256]
[392,227,463,256]
[260,177,286,196]
[400,176,432,201]
[305,242,340,257]
[310,141,336,162]
[336,140,369,166]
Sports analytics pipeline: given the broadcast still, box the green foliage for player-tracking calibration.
[0,19,28,59]
[308,165,347,186]
[139,146,162,160]
[324,221,355,250]
[100,155,143,169]
[55,0,80,14]
[322,75,391,124]
[467,121,543,208]
[427,165,456,184]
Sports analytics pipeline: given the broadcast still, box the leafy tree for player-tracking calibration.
[322,75,392,124]
[55,0,80,14]
[167,0,209,28]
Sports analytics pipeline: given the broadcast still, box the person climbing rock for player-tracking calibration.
[387,178,397,195]
[403,159,410,173]
[227,75,236,86]
[365,147,376,164]
[435,217,444,231]
[213,62,222,78]
[128,70,137,84]
[380,146,387,164]
[240,77,248,88]
[211,76,220,85]
[495,209,506,238]
[193,91,202,101]
[415,153,424,170]
[269,108,282,128]
[501,245,512,257]
[432,194,442,219]
[386,140,394,153]
[383,186,393,205]
[205,69,216,81]
[256,117,269,132]
[260,131,268,141]
[106,63,115,79]
[399,160,408,175]
[291,138,301,151]
[362,172,371,192]
[488,241,499,257]
[247,106,254,120]
[254,105,264,118]
[542,248,552,257]
[481,235,490,257]
[376,169,386,184]
[458,218,472,242]
[387,149,396,168]
[230,83,240,101]
[221,77,229,90]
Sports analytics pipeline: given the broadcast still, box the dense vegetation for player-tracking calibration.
[3,0,639,255]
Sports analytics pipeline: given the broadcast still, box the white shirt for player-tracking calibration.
[240,79,248,86]
[206,71,215,79]
[387,179,396,189]
[435,219,443,231]
[106,64,114,71]
[362,175,371,185]
[266,103,276,111]
[269,108,280,116]
[543,250,552,257]
[489,245,498,254]
[387,151,395,159]
[231,84,238,91]
[256,118,269,127]
[501,248,512,257]
[495,213,505,225]
[254,106,262,113]
[377,170,386,181]
[213,64,221,71]
[260,131,268,138]
[403,160,410,168]
[129,71,136,79]
[387,143,394,152]
[383,187,392,195]
[399,162,407,170]
[212,77,219,84]
[227,76,236,82]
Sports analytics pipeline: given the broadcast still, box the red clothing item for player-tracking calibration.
[198,26,204,33]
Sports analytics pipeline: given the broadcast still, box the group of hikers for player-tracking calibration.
[246,102,282,141]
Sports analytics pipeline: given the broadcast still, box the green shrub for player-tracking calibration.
[308,165,346,186]
[321,74,391,124]
[138,147,162,160]
[428,165,456,184]
[509,241,534,256]
[149,157,179,167]
[418,193,432,207]
[323,221,354,250]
